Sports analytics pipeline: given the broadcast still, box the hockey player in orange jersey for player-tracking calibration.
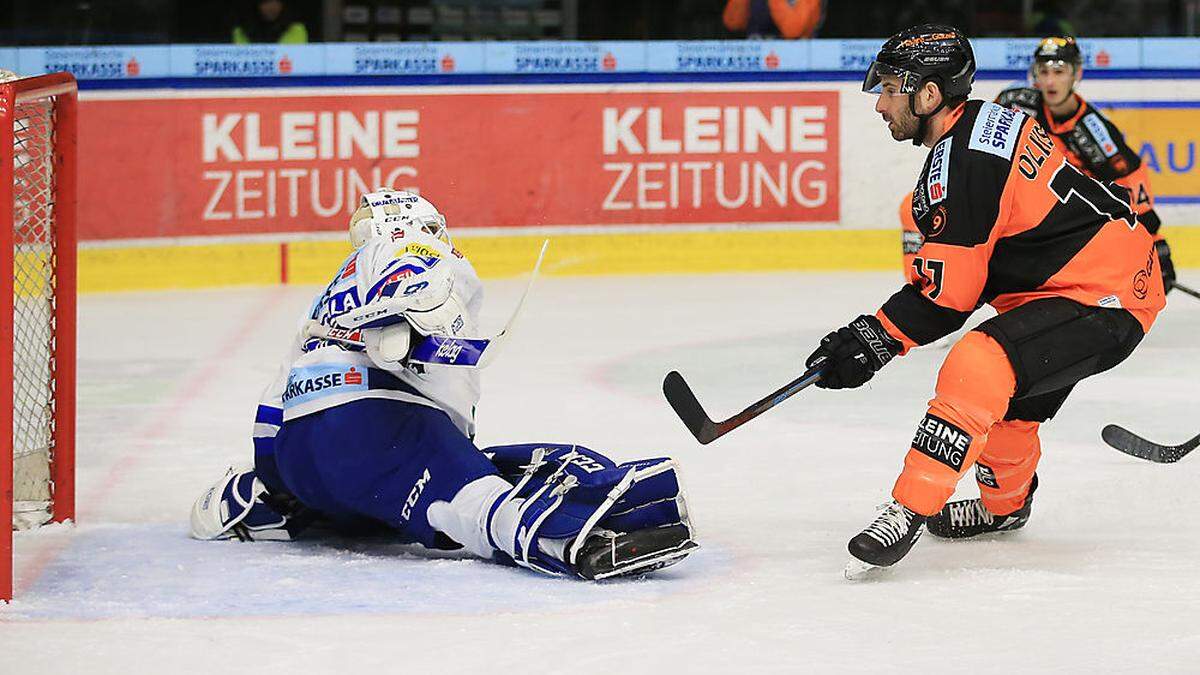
[808,25,1166,578]
[998,36,1174,292]
[899,36,1176,292]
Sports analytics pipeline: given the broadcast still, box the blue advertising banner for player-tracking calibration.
[0,49,17,73]
[325,42,484,75]
[485,41,645,73]
[17,46,170,80]
[4,38,1199,84]
[1142,38,1200,69]
[646,40,807,72]
[973,37,1141,71]
[806,39,882,72]
[168,44,326,77]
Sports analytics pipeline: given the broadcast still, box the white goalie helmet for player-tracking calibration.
[349,189,451,248]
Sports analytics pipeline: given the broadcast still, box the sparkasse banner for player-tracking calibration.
[77,88,840,240]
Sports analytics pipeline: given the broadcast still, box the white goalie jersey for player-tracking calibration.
[259,231,484,438]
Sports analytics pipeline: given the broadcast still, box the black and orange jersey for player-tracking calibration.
[996,86,1161,233]
[878,100,1165,352]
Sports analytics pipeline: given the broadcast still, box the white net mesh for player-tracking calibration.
[10,94,59,530]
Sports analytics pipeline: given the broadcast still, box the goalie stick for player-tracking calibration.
[305,239,549,368]
[662,365,824,444]
[1101,424,1200,464]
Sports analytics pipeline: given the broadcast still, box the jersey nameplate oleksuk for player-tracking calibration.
[968,102,1022,160]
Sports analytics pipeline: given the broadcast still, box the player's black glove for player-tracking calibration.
[806,315,902,390]
[1155,239,1176,294]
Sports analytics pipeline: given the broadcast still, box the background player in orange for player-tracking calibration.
[998,36,1175,293]
[808,25,1165,578]
[898,37,1176,293]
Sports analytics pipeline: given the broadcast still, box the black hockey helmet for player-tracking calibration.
[1032,36,1083,69]
[862,24,975,100]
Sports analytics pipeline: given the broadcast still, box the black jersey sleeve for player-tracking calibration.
[882,101,1017,348]
[1068,105,1143,182]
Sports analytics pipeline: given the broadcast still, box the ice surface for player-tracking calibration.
[3,272,1198,673]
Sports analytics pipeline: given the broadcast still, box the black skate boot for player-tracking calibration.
[845,500,926,579]
[927,474,1037,539]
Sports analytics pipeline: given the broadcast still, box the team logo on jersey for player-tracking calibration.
[928,205,949,238]
[1132,247,1156,300]
[911,413,972,471]
[927,137,952,205]
[1082,113,1119,157]
[968,102,1022,160]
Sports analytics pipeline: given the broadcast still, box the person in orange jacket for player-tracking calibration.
[722,0,823,39]
[997,36,1175,292]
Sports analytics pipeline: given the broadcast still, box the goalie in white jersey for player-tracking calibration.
[190,189,697,580]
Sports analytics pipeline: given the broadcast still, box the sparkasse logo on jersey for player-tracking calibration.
[282,365,369,407]
[968,102,1021,160]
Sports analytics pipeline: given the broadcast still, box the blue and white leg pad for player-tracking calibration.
[482,444,696,579]
[190,466,293,541]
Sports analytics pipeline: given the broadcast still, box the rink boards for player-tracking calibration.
[69,78,1200,291]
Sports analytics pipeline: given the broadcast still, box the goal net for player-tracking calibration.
[1,71,77,602]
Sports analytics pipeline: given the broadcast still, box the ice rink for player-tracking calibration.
[3,271,1199,673]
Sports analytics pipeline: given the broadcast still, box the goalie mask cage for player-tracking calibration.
[1,72,77,602]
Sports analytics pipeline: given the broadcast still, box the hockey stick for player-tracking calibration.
[1101,424,1200,464]
[1172,281,1200,301]
[305,239,549,368]
[662,365,824,444]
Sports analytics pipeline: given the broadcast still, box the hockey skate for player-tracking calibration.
[927,475,1037,539]
[844,500,926,580]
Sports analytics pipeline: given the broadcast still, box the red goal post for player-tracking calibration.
[1,72,77,602]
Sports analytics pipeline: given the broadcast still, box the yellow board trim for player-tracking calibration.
[78,225,1200,293]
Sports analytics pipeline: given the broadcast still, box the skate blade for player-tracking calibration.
[843,557,888,581]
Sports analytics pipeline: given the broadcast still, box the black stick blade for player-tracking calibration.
[662,371,718,444]
[1102,424,1200,464]
[1172,281,1200,300]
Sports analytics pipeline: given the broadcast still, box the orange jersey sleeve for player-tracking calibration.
[1114,162,1162,233]
[899,190,922,284]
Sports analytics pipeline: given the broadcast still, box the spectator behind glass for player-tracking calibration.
[722,0,823,39]
[233,0,309,44]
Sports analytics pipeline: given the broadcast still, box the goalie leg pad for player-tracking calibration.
[482,443,696,579]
